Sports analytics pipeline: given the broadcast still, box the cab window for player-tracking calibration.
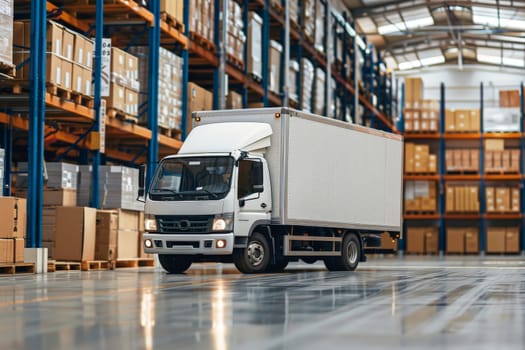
[237,159,263,199]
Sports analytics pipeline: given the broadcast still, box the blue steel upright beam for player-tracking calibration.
[262,0,270,106]
[181,0,190,139]
[146,0,161,188]
[27,0,47,248]
[90,0,104,208]
[479,82,486,254]
[439,82,446,255]
[520,82,525,254]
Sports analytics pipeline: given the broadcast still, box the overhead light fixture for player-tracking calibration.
[398,60,421,70]
[378,23,406,35]
[420,55,445,66]
[405,16,434,29]
[502,56,525,67]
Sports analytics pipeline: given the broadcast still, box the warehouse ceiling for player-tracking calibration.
[344,0,525,70]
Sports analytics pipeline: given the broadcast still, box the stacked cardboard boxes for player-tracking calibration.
[445,185,480,213]
[302,0,315,42]
[129,46,183,131]
[0,197,26,263]
[486,227,520,254]
[485,140,520,173]
[445,149,480,173]
[405,181,437,212]
[0,0,13,67]
[54,207,97,261]
[186,82,213,133]
[223,1,246,67]
[96,209,141,260]
[499,90,520,108]
[301,58,315,112]
[404,100,439,133]
[288,60,300,104]
[485,185,520,213]
[247,12,263,81]
[160,0,184,28]
[268,41,282,94]
[404,78,424,108]
[446,227,479,254]
[189,0,214,43]
[313,67,326,115]
[14,20,93,96]
[405,143,437,173]
[406,227,439,254]
[107,47,140,117]
[226,91,243,109]
[444,109,480,132]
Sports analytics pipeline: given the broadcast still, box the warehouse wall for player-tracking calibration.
[398,64,524,109]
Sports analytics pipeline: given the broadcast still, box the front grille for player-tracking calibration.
[157,215,214,234]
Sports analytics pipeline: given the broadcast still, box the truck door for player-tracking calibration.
[236,158,272,236]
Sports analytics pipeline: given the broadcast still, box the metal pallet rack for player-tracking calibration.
[401,81,525,255]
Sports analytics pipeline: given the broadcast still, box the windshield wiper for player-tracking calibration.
[196,188,219,199]
[152,189,184,198]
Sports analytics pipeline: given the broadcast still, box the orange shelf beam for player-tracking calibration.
[484,213,522,220]
[404,214,441,220]
[404,174,440,181]
[484,132,522,139]
[445,214,481,220]
[47,2,91,33]
[46,93,95,120]
[484,174,522,181]
[443,133,482,139]
[404,133,440,139]
[444,174,481,181]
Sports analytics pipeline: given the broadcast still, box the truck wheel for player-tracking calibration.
[341,233,360,271]
[267,260,289,272]
[301,257,317,264]
[324,233,360,271]
[233,232,270,273]
[158,254,193,274]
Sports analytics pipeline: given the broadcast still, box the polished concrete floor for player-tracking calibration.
[1,256,525,349]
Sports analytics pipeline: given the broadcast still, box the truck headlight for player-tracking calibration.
[144,214,157,232]
[212,213,234,232]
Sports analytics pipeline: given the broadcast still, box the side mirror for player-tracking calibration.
[137,164,146,201]
[252,184,264,193]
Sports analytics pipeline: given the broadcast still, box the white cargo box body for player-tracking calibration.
[194,108,403,232]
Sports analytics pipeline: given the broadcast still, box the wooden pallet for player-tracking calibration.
[0,61,16,78]
[159,126,182,139]
[161,12,185,32]
[227,54,244,70]
[249,72,262,84]
[485,170,520,175]
[446,170,479,175]
[107,108,139,124]
[190,31,216,53]
[115,258,155,269]
[303,33,315,45]
[406,172,439,176]
[270,1,283,14]
[53,261,82,271]
[47,84,95,109]
[81,260,112,271]
[405,211,438,215]
[0,263,35,275]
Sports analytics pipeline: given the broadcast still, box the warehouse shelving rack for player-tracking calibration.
[401,81,525,256]
[0,0,397,250]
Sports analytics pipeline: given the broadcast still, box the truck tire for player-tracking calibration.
[301,257,317,264]
[233,232,271,273]
[158,254,193,274]
[324,233,360,271]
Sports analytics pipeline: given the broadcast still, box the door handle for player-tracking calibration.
[261,203,267,209]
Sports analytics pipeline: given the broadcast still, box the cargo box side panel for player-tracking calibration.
[384,137,403,228]
[284,115,402,231]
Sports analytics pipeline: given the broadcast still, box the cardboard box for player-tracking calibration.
[72,63,84,94]
[499,90,520,108]
[125,88,138,117]
[470,150,479,172]
[487,227,506,253]
[62,59,73,90]
[187,82,213,132]
[429,154,437,173]
[43,189,77,207]
[464,228,479,253]
[0,239,14,263]
[111,47,126,77]
[445,150,454,171]
[506,227,520,253]
[47,21,63,56]
[14,238,24,263]
[445,109,455,132]
[510,149,520,172]
[493,151,502,171]
[446,186,454,212]
[117,230,139,259]
[84,39,94,68]
[378,232,397,250]
[107,83,125,112]
[405,143,415,173]
[0,197,27,239]
[420,198,436,212]
[446,228,464,254]
[226,91,243,109]
[486,139,505,151]
[511,187,520,212]
[425,228,439,254]
[83,68,92,96]
[62,29,75,61]
[46,54,62,86]
[55,207,97,261]
[74,35,85,65]
[406,228,425,254]
[95,210,118,261]
[469,110,480,131]
[485,151,493,172]
[405,120,413,132]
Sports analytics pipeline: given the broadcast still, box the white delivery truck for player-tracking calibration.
[140,108,403,273]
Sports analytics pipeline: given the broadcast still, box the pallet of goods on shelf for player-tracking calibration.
[485,139,520,173]
[405,227,439,255]
[107,47,140,121]
[447,227,479,254]
[12,20,94,103]
[302,0,315,44]
[444,108,480,133]
[189,0,215,50]
[225,90,242,109]
[129,46,183,134]
[160,0,184,32]
[96,209,144,261]
[487,227,520,254]
[223,1,245,69]
[445,185,480,213]
[404,101,439,133]
[268,40,282,94]
[0,197,27,264]
[247,11,262,81]
[288,59,300,104]
[0,0,14,77]
[405,180,437,213]
[445,149,479,173]
[405,143,437,174]
[483,107,521,132]
[300,58,314,112]
[485,185,520,213]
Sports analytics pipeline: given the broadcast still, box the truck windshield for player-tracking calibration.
[149,156,234,201]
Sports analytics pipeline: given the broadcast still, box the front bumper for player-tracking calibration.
[142,233,234,255]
